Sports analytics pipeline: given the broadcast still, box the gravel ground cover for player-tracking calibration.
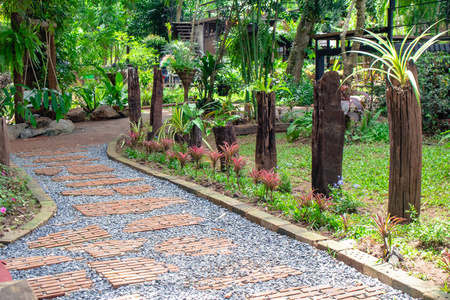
[3,144,418,300]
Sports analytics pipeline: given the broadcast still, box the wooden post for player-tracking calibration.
[0,118,10,168]
[311,71,345,196]
[189,125,202,148]
[127,66,141,128]
[176,69,196,102]
[213,123,238,171]
[386,60,422,221]
[149,66,163,139]
[255,91,277,171]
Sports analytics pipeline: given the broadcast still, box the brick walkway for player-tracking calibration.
[3,145,402,300]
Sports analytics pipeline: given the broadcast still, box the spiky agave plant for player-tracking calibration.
[348,21,449,102]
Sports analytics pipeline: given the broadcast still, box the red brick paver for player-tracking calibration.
[89,257,179,288]
[27,225,111,249]
[73,197,187,217]
[17,148,87,158]
[155,236,236,256]
[53,174,117,182]
[66,178,143,188]
[5,256,74,270]
[113,184,154,195]
[67,164,115,175]
[33,155,87,163]
[61,188,115,196]
[34,167,63,176]
[123,214,205,233]
[27,270,93,299]
[47,159,98,167]
[194,266,302,290]
[247,284,385,299]
[65,239,147,258]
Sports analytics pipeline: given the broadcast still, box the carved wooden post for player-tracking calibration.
[149,66,163,139]
[386,61,422,221]
[213,123,238,171]
[311,71,345,196]
[255,91,277,171]
[127,66,141,129]
[0,118,10,168]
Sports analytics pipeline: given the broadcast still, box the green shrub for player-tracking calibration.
[286,111,313,142]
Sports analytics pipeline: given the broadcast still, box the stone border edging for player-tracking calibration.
[0,164,57,245]
[107,138,449,300]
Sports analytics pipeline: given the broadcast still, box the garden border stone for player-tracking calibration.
[107,138,446,300]
[0,164,57,245]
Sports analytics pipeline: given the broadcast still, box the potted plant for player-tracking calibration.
[163,41,198,102]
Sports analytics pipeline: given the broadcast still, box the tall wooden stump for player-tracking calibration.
[149,66,164,139]
[387,61,422,221]
[176,69,196,102]
[189,125,202,148]
[255,91,277,171]
[0,118,10,168]
[311,71,345,196]
[213,123,238,171]
[127,66,141,128]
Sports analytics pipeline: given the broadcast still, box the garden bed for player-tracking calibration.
[117,132,450,289]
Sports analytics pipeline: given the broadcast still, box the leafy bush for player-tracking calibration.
[277,76,314,107]
[345,109,389,143]
[286,111,313,142]
[416,52,450,132]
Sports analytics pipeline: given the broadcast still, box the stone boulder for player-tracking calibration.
[35,117,52,129]
[48,119,75,133]
[118,107,130,118]
[0,279,37,300]
[44,128,61,136]
[67,107,86,123]
[8,123,28,140]
[20,128,45,139]
[90,105,120,121]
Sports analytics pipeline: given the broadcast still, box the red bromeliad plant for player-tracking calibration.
[207,150,222,179]
[219,142,239,171]
[176,152,190,172]
[259,169,280,202]
[372,211,405,258]
[441,250,450,282]
[248,168,261,185]
[314,194,335,212]
[127,131,140,148]
[160,138,174,152]
[232,156,247,189]
[143,140,160,155]
[295,190,315,209]
[189,146,206,170]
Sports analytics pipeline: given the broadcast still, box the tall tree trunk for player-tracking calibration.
[176,0,184,22]
[0,118,10,168]
[11,12,24,124]
[285,10,315,83]
[341,0,366,86]
[127,66,142,128]
[255,91,277,171]
[47,30,58,91]
[387,61,422,222]
[149,66,164,139]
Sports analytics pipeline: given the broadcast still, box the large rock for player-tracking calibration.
[35,117,52,129]
[44,128,61,136]
[8,123,28,140]
[20,128,45,139]
[67,107,86,123]
[90,105,120,121]
[0,279,37,300]
[118,107,130,118]
[48,119,75,133]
